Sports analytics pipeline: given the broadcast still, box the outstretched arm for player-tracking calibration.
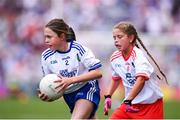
[106,79,121,96]
[123,76,146,113]
[126,76,145,101]
[71,69,102,83]
[104,79,121,115]
[54,69,102,92]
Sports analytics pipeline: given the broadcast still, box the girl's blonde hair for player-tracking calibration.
[114,22,168,84]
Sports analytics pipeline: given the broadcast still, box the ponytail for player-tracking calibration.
[66,27,76,42]
[136,37,168,84]
[114,21,168,84]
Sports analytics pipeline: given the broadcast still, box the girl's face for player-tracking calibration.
[44,27,64,50]
[113,28,133,52]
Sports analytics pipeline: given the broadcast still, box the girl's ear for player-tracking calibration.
[59,33,66,40]
[129,35,135,43]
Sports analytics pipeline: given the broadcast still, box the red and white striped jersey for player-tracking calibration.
[110,46,163,104]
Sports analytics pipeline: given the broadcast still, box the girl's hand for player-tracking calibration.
[37,89,54,102]
[104,95,112,115]
[123,100,139,112]
[54,76,72,93]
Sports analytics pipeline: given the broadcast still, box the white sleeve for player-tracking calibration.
[41,55,51,76]
[111,63,119,77]
[135,50,154,79]
[111,63,121,81]
[80,46,102,71]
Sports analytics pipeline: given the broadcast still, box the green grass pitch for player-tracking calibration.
[0,97,180,119]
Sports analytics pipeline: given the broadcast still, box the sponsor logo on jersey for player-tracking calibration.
[126,73,136,86]
[62,56,70,60]
[59,69,77,77]
[50,60,58,64]
[125,62,131,72]
[115,63,121,68]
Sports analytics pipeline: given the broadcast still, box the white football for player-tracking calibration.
[39,74,64,101]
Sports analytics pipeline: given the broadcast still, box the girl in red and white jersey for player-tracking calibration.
[104,22,167,119]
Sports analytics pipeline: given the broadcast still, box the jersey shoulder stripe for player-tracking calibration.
[44,51,56,60]
[110,51,122,62]
[72,42,86,56]
[42,48,56,60]
[43,50,54,58]
[72,42,86,52]
[89,62,102,71]
[42,48,51,56]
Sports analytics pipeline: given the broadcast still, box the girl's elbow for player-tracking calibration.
[96,69,102,78]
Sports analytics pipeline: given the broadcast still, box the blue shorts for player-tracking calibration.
[63,80,100,118]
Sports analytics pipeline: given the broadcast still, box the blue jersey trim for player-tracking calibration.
[55,41,86,56]
[89,62,102,71]
[43,51,56,60]
[42,49,52,57]
[42,49,56,60]
[72,46,84,56]
[56,41,73,54]
[72,42,86,56]
[72,42,86,53]
[43,51,54,58]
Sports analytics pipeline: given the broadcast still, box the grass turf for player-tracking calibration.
[0,97,179,119]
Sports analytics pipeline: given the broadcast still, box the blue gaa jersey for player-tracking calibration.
[41,41,102,94]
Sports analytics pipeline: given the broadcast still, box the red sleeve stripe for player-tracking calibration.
[135,73,149,80]
[110,52,122,62]
[110,55,122,62]
[110,51,121,58]
[112,76,121,81]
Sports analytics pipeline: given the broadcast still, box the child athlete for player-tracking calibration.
[104,21,167,119]
[38,18,102,119]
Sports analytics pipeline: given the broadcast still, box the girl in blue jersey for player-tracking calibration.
[38,18,102,119]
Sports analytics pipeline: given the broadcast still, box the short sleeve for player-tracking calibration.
[41,53,51,76]
[111,63,121,81]
[134,50,154,80]
[80,46,102,71]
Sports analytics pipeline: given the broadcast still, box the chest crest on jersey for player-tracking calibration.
[76,54,81,62]
[125,62,131,72]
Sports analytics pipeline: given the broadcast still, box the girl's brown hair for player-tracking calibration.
[45,18,76,42]
[114,22,168,84]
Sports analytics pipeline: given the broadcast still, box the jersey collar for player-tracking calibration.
[56,41,73,54]
[122,46,134,61]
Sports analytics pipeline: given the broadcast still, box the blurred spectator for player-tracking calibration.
[171,0,180,22]
[171,0,180,35]
[0,53,7,98]
[0,0,179,100]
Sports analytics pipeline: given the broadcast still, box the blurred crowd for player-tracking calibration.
[0,0,179,100]
[64,0,180,35]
